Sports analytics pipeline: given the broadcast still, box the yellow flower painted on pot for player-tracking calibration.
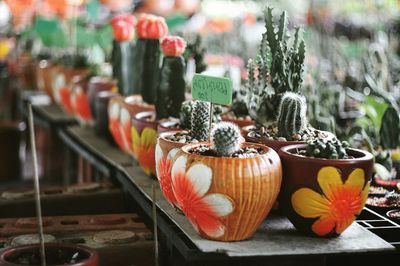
[131,126,157,176]
[292,166,369,236]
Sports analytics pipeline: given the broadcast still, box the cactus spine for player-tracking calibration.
[245,7,305,126]
[190,101,210,141]
[306,138,349,159]
[211,122,241,157]
[179,101,194,130]
[277,92,308,140]
[380,107,400,150]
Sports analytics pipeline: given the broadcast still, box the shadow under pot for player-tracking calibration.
[278,144,373,237]
[170,142,282,241]
[0,243,99,266]
[131,111,158,177]
[95,91,119,143]
[155,130,187,208]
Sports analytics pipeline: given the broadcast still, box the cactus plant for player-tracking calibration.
[380,106,400,150]
[305,137,349,159]
[184,34,207,74]
[156,36,186,120]
[190,100,210,141]
[245,7,305,126]
[179,100,194,130]
[277,92,308,140]
[211,122,241,157]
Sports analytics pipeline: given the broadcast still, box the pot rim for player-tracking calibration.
[386,209,400,219]
[180,142,277,160]
[133,110,156,122]
[0,243,98,266]
[279,144,374,163]
[159,130,189,144]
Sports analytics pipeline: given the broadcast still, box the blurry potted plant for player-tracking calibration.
[170,121,282,241]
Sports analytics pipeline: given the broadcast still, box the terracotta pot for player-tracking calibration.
[95,91,119,143]
[170,142,282,241]
[222,117,255,129]
[0,243,99,266]
[36,60,58,100]
[131,111,158,176]
[71,76,92,126]
[155,130,186,208]
[157,119,180,135]
[278,144,373,237]
[88,76,117,121]
[16,54,36,90]
[108,95,154,154]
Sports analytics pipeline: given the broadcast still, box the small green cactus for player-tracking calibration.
[305,138,349,159]
[190,101,210,141]
[179,100,194,130]
[245,7,306,126]
[211,122,241,157]
[61,49,90,69]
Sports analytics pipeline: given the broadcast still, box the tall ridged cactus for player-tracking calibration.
[179,100,194,130]
[246,7,305,126]
[211,122,241,157]
[277,92,307,139]
[190,101,210,141]
[380,107,400,149]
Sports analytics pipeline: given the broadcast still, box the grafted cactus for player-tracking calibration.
[246,7,305,126]
[277,92,307,139]
[190,101,210,141]
[211,122,241,157]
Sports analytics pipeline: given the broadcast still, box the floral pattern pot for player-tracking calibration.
[36,60,59,101]
[170,142,282,241]
[0,243,99,266]
[88,76,117,122]
[157,119,180,135]
[278,144,373,237]
[71,77,92,126]
[131,111,158,176]
[155,130,186,208]
[95,91,119,143]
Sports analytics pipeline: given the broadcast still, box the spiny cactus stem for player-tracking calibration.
[208,102,213,141]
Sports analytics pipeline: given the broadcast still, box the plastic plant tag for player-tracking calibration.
[192,74,233,105]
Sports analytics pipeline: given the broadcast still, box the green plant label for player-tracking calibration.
[192,74,233,105]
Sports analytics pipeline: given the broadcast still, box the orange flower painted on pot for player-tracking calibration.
[71,87,92,122]
[292,167,369,236]
[108,101,125,151]
[171,155,234,238]
[132,126,157,176]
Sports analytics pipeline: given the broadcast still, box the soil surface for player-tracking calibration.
[189,144,265,158]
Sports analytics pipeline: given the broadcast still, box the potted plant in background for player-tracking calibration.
[132,35,187,176]
[278,137,373,237]
[170,121,282,241]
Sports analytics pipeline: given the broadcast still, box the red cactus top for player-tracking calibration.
[161,36,186,57]
[111,14,136,42]
[136,14,168,40]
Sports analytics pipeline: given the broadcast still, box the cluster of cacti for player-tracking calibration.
[179,100,194,130]
[190,100,210,141]
[305,138,349,159]
[277,92,308,140]
[61,49,90,69]
[245,7,305,126]
[156,36,187,120]
[211,122,241,157]
[379,106,400,150]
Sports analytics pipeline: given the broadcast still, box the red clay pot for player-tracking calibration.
[0,243,99,266]
[155,130,186,207]
[278,144,373,237]
[131,111,158,176]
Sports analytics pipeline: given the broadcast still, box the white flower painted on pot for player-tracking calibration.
[171,155,234,238]
[155,143,179,206]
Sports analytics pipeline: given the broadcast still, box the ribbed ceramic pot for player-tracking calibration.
[170,142,282,241]
[155,130,187,208]
[0,243,99,266]
[278,144,373,237]
[131,111,158,176]
[71,76,92,126]
[95,91,119,143]
[88,76,117,121]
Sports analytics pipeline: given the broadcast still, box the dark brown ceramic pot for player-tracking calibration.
[131,111,158,176]
[88,76,117,121]
[278,144,373,237]
[95,91,119,143]
[0,243,99,266]
[155,130,186,208]
[157,119,180,134]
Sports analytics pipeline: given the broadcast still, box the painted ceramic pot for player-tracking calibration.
[170,142,282,241]
[95,91,118,143]
[71,76,92,126]
[88,76,118,122]
[36,60,59,100]
[131,111,158,176]
[0,243,99,266]
[222,117,255,129]
[157,119,181,135]
[108,95,154,154]
[278,144,373,237]
[155,130,186,208]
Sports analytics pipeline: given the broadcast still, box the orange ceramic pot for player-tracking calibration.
[155,130,186,207]
[131,111,158,176]
[36,60,58,100]
[170,142,282,241]
[108,95,154,154]
[278,144,373,237]
[71,76,92,126]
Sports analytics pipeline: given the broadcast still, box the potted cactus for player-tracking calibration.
[110,14,136,96]
[156,100,213,207]
[169,121,282,241]
[278,137,373,237]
